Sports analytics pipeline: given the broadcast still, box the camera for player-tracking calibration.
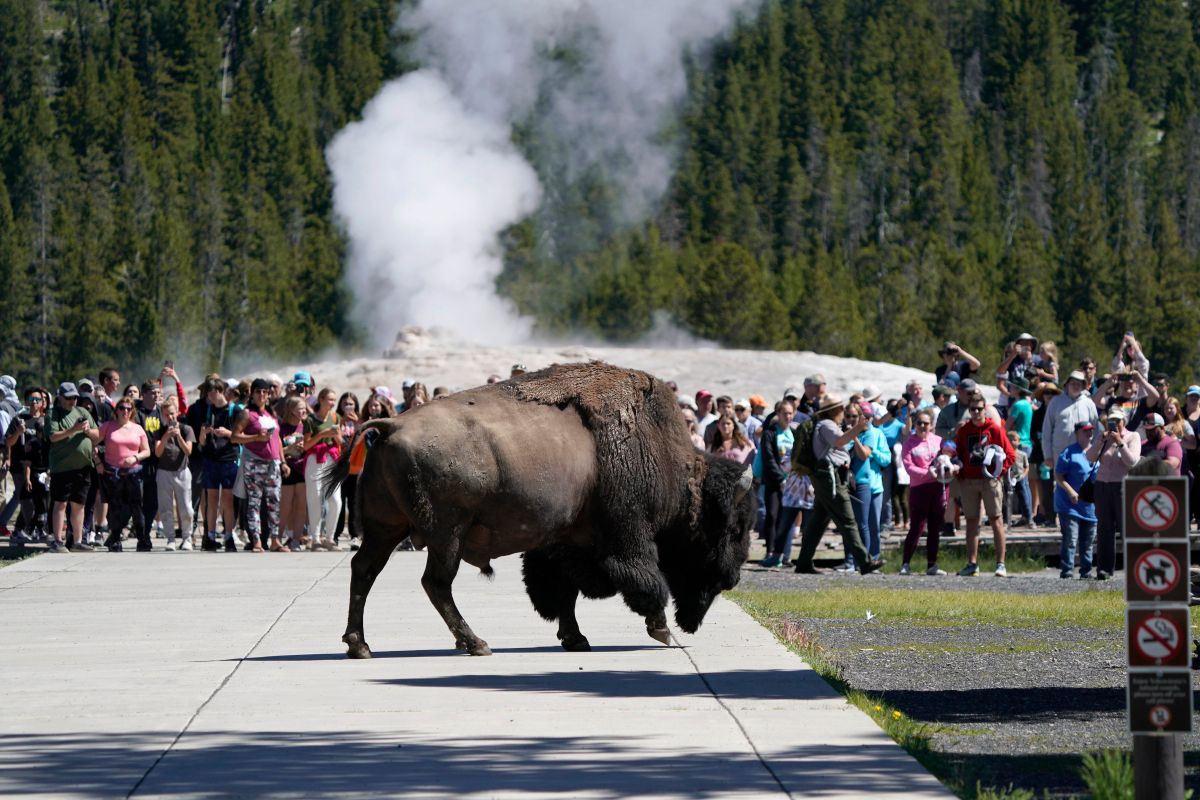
[901,392,912,403]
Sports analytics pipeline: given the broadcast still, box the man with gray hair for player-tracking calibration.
[1041,370,1099,466]
[797,374,826,417]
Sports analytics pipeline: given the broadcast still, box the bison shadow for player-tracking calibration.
[225,644,664,662]
[0,729,933,798]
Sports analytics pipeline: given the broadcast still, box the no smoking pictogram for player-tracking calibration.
[1128,607,1189,667]
[1133,486,1178,531]
[1133,549,1181,596]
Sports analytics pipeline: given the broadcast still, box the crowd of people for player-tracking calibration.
[679,331,1196,580]
[0,333,1192,580]
[0,364,453,554]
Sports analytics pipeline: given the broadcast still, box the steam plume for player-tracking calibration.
[327,0,757,347]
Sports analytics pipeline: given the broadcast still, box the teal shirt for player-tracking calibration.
[1008,398,1033,449]
[850,424,891,494]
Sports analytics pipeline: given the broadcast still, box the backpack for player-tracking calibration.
[790,418,819,476]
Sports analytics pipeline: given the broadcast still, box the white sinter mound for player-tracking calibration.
[270,326,946,404]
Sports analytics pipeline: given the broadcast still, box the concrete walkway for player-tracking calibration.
[0,551,950,799]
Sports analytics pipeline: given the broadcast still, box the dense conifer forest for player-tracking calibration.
[3,1,1200,384]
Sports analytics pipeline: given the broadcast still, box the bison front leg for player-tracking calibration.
[421,529,491,656]
[343,526,404,659]
[604,554,672,647]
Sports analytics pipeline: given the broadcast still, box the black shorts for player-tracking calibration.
[50,467,92,505]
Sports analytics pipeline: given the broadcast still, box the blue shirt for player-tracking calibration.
[876,418,905,449]
[1053,442,1097,522]
[850,425,891,495]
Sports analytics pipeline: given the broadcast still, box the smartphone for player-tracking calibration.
[164,359,174,370]
[1108,419,1119,432]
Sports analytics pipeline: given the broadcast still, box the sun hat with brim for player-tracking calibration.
[678,395,697,411]
[1009,376,1032,396]
[1034,382,1061,400]
[58,382,79,398]
[815,394,845,417]
[862,385,882,402]
[1015,332,1039,347]
[1066,370,1087,384]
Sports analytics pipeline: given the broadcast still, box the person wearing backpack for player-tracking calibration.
[791,395,882,575]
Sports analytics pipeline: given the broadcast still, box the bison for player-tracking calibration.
[321,362,755,657]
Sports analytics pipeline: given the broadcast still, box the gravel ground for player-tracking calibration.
[734,563,1200,798]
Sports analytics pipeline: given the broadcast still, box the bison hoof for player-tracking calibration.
[343,633,373,659]
[559,634,591,652]
[647,627,672,646]
[468,641,492,656]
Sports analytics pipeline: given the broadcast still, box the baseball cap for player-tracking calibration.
[1074,421,1095,432]
[0,375,15,392]
[941,371,961,389]
[748,394,766,409]
[401,379,415,390]
[803,374,826,386]
[696,389,713,401]
[932,385,952,398]
[782,387,801,400]
[292,371,313,387]
[959,378,978,393]
[77,378,95,392]
[1187,385,1200,397]
[678,394,697,411]
[734,398,750,410]
[1144,413,1166,428]
[58,382,79,398]
[1106,407,1126,421]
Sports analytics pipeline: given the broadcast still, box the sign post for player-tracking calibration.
[1123,476,1191,800]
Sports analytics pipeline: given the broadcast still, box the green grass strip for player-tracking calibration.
[731,585,1125,630]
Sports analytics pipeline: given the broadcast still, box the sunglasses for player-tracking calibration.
[968,406,986,412]
[116,405,133,412]
[26,397,44,403]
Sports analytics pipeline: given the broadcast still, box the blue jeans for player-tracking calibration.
[850,483,883,560]
[770,506,808,563]
[880,463,894,530]
[1059,515,1096,576]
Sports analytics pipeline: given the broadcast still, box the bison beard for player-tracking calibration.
[323,362,755,657]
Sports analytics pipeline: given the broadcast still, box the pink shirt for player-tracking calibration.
[100,421,148,469]
[1085,431,1140,483]
[901,432,943,488]
[242,408,282,462]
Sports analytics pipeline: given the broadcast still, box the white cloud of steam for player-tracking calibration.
[328,0,758,348]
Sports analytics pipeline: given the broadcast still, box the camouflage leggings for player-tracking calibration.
[243,456,281,543]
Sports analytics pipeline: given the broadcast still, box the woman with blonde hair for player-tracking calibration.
[302,388,343,550]
[153,396,195,550]
[278,396,309,549]
[1162,396,1196,448]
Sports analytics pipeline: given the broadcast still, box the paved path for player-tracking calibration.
[1,552,950,799]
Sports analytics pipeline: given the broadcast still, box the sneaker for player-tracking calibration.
[9,530,31,545]
[898,563,911,576]
[287,538,302,552]
[940,522,955,537]
[322,539,344,551]
[926,564,947,576]
[224,535,238,553]
[69,539,95,552]
[47,540,66,553]
[957,563,979,577]
[1078,572,1091,580]
[349,537,360,551]
[860,559,885,576]
[165,539,176,551]
[179,537,193,551]
[994,563,1007,578]
[760,556,781,568]
[1095,570,1109,581]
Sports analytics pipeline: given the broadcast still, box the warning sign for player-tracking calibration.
[1127,608,1191,668]
[1128,671,1194,733]
[1126,541,1190,603]
[1124,476,1189,540]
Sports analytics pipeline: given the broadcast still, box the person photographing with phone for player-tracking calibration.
[96,397,152,551]
[1086,409,1140,579]
[231,379,288,553]
[198,378,239,551]
[153,397,195,550]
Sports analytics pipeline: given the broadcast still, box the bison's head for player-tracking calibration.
[660,455,755,633]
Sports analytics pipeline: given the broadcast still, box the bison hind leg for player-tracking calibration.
[523,547,598,651]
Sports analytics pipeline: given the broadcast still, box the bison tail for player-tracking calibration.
[320,419,391,501]
[479,562,495,581]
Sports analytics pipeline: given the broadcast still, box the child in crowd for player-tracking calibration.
[1004,430,1031,526]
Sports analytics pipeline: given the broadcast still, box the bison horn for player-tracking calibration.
[735,468,754,504]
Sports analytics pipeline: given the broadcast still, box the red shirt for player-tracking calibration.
[955,418,1014,480]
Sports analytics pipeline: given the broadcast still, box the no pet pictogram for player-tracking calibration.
[1134,615,1184,662]
[1132,486,1179,531]
[1133,549,1182,596]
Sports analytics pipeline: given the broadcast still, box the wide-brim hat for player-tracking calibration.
[815,394,845,417]
[1015,332,1039,348]
[1009,376,1032,395]
[1034,382,1061,400]
[862,385,882,402]
[1066,370,1088,385]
